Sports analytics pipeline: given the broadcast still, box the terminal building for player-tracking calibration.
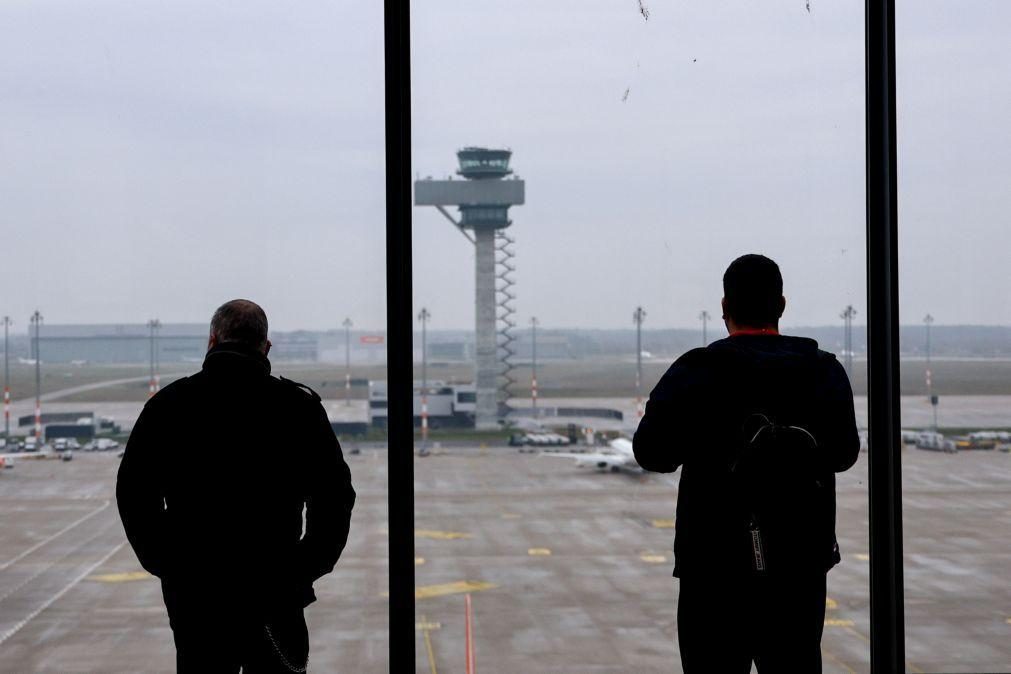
[368,381,477,428]
[36,324,207,364]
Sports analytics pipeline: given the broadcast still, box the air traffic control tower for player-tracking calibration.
[415,148,525,429]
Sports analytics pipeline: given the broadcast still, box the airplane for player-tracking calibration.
[17,357,38,365]
[542,437,642,473]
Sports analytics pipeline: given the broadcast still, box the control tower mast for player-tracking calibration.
[415,148,525,429]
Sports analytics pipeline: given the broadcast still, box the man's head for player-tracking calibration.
[208,299,271,355]
[722,254,786,331]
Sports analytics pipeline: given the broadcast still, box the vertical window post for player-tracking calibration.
[385,0,416,668]
[865,0,905,671]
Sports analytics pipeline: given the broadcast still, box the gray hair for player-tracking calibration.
[210,299,268,350]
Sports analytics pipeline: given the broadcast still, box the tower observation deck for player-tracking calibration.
[415,148,525,429]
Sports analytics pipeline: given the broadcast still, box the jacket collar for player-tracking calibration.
[202,343,272,377]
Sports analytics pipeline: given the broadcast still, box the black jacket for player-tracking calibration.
[116,344,355,615]
[633,334,858,578]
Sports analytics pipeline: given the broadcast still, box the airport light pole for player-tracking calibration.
[343,317,353,406]
[633,306,646,418]
[923,313,934,401]
[3,316,10,438]
[154,320,161,392]
[699,310,710,347]
[530,317,539,415]
[30,310,42,440]
[147,319,161,397]
[418,308,430,452]
[841,305,857,380]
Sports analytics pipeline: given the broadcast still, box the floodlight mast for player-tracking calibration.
[633,306,646,418]
[699,310,710,346]
[418,307,430,451]
[530,316,539,415]
[841,305,857,379]
[30,310,42,439]
[343,317,353,406]
[923,313,934,402]
[2,316,11,438]
[415,148,525,429]
[148,319,161,397]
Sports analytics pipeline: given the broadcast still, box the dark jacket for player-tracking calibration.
[116,344,355,616]
[633,334,858,578]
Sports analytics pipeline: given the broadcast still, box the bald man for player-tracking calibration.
[118,299,355,673]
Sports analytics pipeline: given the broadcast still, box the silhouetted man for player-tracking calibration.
[634,255,858,673]
[117,300,355,673]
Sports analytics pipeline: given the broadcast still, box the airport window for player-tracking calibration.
[2,1,999,671]
[410,3,874,671]
[0,3,388,671]
[896,4,1010,672]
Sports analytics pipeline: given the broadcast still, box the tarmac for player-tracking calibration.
[0,446,1007,673]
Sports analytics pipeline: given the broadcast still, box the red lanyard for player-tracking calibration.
[730,328,779,337]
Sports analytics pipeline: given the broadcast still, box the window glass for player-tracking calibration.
[413,3,868,671]
[897,2,1011,672]
[0,2,387,670]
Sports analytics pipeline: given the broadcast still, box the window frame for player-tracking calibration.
[383,1,906,670]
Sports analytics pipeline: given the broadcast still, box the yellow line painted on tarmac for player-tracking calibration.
[651,519,675,529]
[88,571,153,583]
[527,548,552,556]
[1005,617,1011,625]
[854,553,870,561]
[825,597,838,610]
[822,647,857,674]
[416,620,441,631]
[415,581,497,600]
[416,529,473,541]
[420,614,438,674]
[501,513,521,519]
[640,554,667,563]
[415,557,426,565]
[843,625,869,643]
[824,618,855,627]
[840,619,922,673]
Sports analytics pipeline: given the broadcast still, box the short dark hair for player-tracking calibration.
[723,254,784,326]
[210,299,268,349]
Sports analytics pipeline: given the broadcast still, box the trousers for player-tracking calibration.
[169,604,309,674]
[677,572,827,674]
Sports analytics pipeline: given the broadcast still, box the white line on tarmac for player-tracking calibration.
[0,500,110,572]
[0,520,119,605]
[0,541,125,648]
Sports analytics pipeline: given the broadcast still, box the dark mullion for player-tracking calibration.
[384,0,416,670]
[865,0,906,672]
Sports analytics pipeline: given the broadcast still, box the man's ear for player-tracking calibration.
[777,296,786,318]
[207,332,217,350]
[264,340,272,356]
[721,297,728,320]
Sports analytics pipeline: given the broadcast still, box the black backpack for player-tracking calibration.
[730,413,838,575]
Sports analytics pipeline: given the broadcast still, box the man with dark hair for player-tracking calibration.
[634,255,859,673]
[117,299,355,673]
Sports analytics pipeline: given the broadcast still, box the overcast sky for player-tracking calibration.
[1,1,1008,333]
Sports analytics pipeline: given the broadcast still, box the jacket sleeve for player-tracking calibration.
[116,403,170,577]
[814,356,861,473]
[296,403,356,585]
[633,357,699,473]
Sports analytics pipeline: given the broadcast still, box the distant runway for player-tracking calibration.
[0,448,1007,672]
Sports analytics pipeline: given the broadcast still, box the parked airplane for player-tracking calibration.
[543,437,641,473]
